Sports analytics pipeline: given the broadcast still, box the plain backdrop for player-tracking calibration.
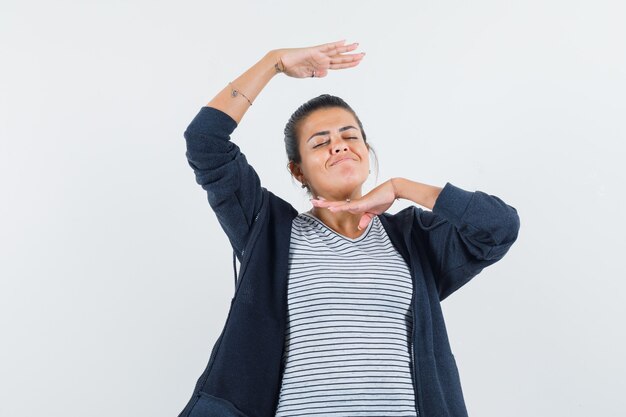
[1,1,625,416]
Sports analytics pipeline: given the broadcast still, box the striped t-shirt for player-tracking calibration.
[274,212,418,417]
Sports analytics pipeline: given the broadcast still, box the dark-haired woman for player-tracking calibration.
[178,40,520,417]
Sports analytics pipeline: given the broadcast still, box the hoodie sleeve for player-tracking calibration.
[414,182,521,301]
[183,106,263,261]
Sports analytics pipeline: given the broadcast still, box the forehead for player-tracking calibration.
[299,107,358,135]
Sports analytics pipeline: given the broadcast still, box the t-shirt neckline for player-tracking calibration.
[299,211,377,242]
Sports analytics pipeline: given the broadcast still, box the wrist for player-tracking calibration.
[266,50,285,74]
[392,178,442,210]
[390,177,403,200]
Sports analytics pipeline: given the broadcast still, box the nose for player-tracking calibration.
[332,141,348,153]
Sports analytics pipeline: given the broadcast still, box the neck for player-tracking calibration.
[309,189,365,236]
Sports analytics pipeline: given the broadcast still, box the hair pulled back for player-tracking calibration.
[283,94,378,194]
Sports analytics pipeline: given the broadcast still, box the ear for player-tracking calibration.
[288,161,305,183]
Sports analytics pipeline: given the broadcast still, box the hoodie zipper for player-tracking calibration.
[378,213,423,416]
[411,300,421,417]
[403,220,422,417]
[233,209,261,289]
[198,204,265,395]
[240,211,260,258]
[234,204,264,295]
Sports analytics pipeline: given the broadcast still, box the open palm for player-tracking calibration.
[310,180,398,230]
[276,39,365,78]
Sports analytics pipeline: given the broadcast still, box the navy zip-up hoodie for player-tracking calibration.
[178,106,521,417]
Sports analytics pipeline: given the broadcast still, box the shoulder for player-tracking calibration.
[264,188,299,220]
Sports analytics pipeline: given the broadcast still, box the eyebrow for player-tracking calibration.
[306,126,358,143]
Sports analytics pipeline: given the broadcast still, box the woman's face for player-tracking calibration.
[294,107,370,199]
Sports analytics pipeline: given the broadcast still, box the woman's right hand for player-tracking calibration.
[274,39,365,79]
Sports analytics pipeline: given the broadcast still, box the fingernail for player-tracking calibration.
[357,226,362,231]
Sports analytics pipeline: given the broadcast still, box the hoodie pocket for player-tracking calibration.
[188,392,249,417]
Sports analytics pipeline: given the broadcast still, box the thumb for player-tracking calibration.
[316,68,329,78]
[357,213,373,231]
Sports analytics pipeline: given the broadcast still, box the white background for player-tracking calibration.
[1,1,625,416]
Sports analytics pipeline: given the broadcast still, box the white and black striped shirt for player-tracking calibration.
[274,212,418,417]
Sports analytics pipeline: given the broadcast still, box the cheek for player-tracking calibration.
[359,145,370,162]
[300,153,325,173]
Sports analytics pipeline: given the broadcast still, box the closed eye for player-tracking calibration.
[312,140,329,149]
[313,137,358,149]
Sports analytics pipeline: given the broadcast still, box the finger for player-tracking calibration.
[329,45,359,57]
[329,201,365,213]
[317,39,347,50]
[323,42,359,56]
[310,198,339,208]
[327,202,353,211]
[328,204,346,212]
[311,198,354,211]
[312,203,348,212]
[329,60,363,70]
[330,53,365,64]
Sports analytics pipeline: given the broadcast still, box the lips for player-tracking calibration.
[332,157,354,166]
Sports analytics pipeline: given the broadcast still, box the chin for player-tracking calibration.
[338,177,368,192]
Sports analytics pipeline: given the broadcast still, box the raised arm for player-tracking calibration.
[184,41,365,260]
[183,51,280,260]
[202,50,282,125]
[204,39,365,123]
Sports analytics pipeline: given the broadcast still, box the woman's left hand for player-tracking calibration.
[310,179,398,230]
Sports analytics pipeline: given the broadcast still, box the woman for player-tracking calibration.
[178,40,520,417]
